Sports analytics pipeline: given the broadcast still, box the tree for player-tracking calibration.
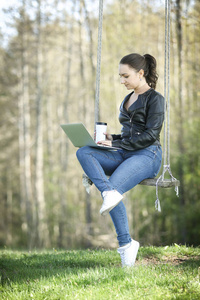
[18,0,34,248]
[34,0,49,247]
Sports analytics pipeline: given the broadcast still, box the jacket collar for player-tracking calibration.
[120,88,154,111]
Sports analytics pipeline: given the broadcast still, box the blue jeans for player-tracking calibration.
[76,145,162,246]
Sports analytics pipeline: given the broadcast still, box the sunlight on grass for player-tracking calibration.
[0,245,200,299]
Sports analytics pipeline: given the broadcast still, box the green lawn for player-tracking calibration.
[0,245,200,299]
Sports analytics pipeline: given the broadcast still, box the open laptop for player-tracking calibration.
[60,123,119,150]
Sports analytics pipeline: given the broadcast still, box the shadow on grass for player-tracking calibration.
[0,250,120,286]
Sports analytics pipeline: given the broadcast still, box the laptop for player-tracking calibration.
[60,123,119,150]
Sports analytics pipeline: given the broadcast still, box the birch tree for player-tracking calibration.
[175,0,186,243]
[78,0,93,245]
[57,0,77,248]
[18,0,34,248]
[34,0,49,247]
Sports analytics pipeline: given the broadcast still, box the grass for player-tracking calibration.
[0,245,200,299]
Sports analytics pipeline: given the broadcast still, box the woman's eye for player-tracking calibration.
[119,75,129,79]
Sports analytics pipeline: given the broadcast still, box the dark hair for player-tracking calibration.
[119,53,158,89]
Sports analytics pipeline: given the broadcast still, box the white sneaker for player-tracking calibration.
[100,190,123,216]
[117,239,140,267]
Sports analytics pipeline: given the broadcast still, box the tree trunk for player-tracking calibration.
[58,0,77,248]
[18,0,34,249]
[175,0,186,243]
[34,0,49,247]
[79,0,93,245]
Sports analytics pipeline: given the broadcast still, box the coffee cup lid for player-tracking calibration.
[96,122,107,125]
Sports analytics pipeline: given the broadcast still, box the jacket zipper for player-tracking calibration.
[130,111,135,123]
[129,111,135,138]
[120,109,137,140]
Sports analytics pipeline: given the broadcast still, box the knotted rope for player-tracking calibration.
[155,0,179,212]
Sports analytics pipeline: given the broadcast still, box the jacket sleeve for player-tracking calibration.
[112,94,165,150]
[111,134,122,141]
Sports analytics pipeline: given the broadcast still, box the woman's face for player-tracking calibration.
[119,64,143,90]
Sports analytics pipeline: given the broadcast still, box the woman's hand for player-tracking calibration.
[97,133,113,146]
[97,140,112,146]
[104,133,113,141]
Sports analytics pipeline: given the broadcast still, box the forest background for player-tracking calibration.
[0,0,199,250]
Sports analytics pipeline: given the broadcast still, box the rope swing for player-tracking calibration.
[140,0,180,211]
[85,0,180,211]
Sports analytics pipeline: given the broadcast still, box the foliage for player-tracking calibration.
[0,0,200,249]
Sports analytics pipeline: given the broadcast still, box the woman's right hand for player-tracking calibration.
[104,133,113,141]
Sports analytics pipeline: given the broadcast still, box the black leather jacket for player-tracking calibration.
[111,88,165,151]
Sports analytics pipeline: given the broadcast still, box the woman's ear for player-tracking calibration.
[138,69,144,78]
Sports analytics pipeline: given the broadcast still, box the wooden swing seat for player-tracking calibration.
[139,178,180,188]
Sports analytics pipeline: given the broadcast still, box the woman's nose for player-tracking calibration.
[120,77,125,84]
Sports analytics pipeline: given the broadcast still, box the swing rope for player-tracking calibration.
[82,0,104,193]
[154,0,179,212]
[94,0,104,127]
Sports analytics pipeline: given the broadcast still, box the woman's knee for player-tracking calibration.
[76,146,90,161]
[76,147,83,161]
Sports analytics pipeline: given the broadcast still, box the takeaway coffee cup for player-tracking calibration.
[95,122,107,143]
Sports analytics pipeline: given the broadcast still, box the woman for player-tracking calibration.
[76,53,165,267]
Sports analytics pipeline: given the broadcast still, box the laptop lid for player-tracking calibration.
[60,123,97,148]
[60,123,119,150]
